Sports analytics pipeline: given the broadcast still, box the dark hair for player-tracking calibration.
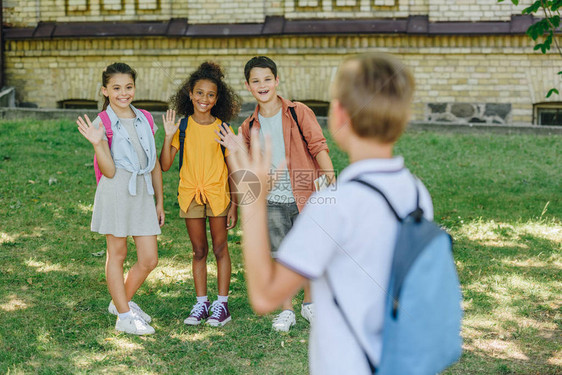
[244,56,277,82]
[101,62,137,111]
[170,61,240,122]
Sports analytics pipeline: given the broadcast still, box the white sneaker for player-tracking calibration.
[272,310,296,332]
[108,300,152,323]
[301,303,314,324]
[115,312,155,335]
[128,301,152,323]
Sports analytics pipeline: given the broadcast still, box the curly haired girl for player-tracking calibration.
[160,61,240,327]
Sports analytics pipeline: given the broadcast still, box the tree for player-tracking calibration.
[500,0,562,97]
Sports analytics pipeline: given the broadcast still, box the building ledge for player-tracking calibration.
[1,108,560,135]
[2,15,536,40]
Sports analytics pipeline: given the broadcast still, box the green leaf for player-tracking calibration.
[526,20,548,40]
[522,1,543,14]
[526,25,539,40]
[551,15,561,28]
[546,88,559,98]
[552,0,562,11]
[557,71,562,75]
[543,34,553,52]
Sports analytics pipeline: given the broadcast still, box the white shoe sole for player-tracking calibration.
[115,326,155,335]
[273,323,295,332]
[207,316,232,327]
[184,317,205,325]
[115,318,155,335]
[272,320,296,332]
[108,301,152,323]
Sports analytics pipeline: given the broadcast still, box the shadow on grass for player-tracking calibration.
[2,121,560,373]
[0,224,309,374]
[445,225,561,375]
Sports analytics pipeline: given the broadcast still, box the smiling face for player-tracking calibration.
[101,73,135,111]
[189,79,218,116]
[245,67,279,104]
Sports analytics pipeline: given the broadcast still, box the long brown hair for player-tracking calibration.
[101,62,137,111]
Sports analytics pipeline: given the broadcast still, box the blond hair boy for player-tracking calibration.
[218,53,433,374]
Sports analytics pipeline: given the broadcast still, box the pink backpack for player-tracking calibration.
[94,109,155,184]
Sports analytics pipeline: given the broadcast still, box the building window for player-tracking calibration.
[298,100,330,117]
[58,99,98,109]
[131,100,168,112]
[535,103,562,126]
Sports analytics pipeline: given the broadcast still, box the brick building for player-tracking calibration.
[1,0,560,124]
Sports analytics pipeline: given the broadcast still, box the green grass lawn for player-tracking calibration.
[0,119,560,374]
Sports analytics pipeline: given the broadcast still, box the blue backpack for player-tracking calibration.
[329,177,463,374]
[177,117,227,171]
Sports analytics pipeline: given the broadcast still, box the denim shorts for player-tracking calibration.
[267,201,299,257]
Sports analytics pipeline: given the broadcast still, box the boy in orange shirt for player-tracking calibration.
[239,56,335,331]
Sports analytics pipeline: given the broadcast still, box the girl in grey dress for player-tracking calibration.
[77,62,164,335]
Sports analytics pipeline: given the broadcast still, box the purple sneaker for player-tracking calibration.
[184,301,210,325]
[207,301,231,327]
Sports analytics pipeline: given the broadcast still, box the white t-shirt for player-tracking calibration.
[258,109,295,204]
[276,157,434,375]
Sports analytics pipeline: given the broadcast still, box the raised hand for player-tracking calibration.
[227,128,272,203]
[215,124,245,155]
[162,109,179,137]
[77,114,104,146]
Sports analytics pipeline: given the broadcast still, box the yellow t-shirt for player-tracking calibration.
[171,117,232,215]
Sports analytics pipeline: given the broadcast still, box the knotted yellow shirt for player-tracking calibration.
[171,117,231,215]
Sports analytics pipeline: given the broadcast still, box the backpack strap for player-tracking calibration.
[288,105,308,148]
[324,177,424,374]
[94,111,114,184]
[351,177,426,319]
[138,108,155,135]
[326,274,378,374]
[350,179,403,222]
[178,117,188,171]
[98,111,113,145]
[99,109,155,139]
[350,178,424,223]
[248,103,308,148]
[178,118,227,172]
[219,122,227,157]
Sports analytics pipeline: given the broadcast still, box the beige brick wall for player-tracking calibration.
[3,0,38,26]
[4,0,411,24]
[5,35,559,123]
[187,0,266,24]
[284,0,410,19]
[428,0,534,22]
[3,0,179,26]
[2,0,533,26]
[409,0,428,15]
